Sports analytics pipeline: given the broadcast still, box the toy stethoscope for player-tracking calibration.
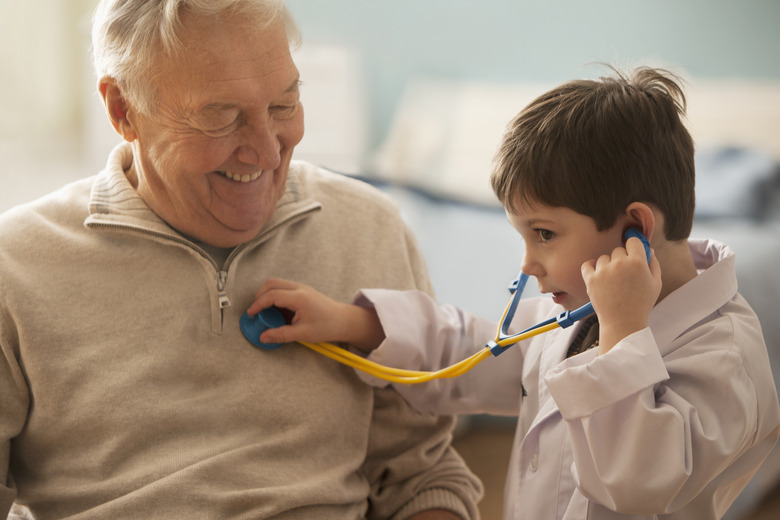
[240,228,651,384]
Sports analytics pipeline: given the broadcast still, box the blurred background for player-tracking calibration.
[2,1,780,518]
[2,0,780,207]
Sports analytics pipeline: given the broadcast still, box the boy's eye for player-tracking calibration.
[536,229,555,241]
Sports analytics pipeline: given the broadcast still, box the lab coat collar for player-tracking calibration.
[648,238,737,353]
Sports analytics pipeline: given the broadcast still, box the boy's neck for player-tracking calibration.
[655,238,698,303]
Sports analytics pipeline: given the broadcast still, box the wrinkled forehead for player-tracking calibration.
[153,13,297,106]
[169,8,287,66]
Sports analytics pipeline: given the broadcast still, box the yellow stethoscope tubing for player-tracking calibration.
[306,228,649,383]
[296,298,561,384]
[244,230,649,384]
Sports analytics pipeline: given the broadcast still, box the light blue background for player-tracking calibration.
[287,0,780,148]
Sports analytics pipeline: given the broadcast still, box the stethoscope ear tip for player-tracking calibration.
[623,227,651,263]
[240,308,287,350]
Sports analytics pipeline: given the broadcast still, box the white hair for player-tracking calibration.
[92,0,301,113]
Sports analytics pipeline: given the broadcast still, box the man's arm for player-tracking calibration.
[409,511,462,519]
[363,386,482,520]
[0,338,29,517]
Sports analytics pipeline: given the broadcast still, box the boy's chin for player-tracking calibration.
[553,292,589,311]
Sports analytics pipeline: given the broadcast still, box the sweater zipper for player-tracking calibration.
[86,198,320,332]
[217,269,231,310]
[84,223,233,327]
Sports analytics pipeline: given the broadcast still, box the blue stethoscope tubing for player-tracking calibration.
[480,227,650,356]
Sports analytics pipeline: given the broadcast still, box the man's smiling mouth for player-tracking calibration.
[217,171,263,183]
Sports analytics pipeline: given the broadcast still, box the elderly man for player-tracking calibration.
[0,1,482,519]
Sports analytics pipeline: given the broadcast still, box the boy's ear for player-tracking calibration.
[624,202,657,242]
[98,77,137,142]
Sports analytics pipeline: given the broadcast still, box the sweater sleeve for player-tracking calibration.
[0,321,28,515]
[362,386,483,520]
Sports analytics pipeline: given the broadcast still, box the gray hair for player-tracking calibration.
[92,0,301,114]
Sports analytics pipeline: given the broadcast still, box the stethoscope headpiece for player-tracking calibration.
[240,307,287,350]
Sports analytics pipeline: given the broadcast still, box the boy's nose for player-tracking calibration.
[521,254,544,279]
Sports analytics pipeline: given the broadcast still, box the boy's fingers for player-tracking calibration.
[247,288,298,315]
[625,236,645,259]
[261,322,317,345]
[581,258,596,281]
[254,278,297,298]
[259,324,291,344]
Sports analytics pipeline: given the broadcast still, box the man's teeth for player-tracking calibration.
[221,171,262,183]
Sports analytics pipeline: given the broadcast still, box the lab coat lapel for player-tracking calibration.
[531,324,581,429]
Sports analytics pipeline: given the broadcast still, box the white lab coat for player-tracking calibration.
[355,239,780,519]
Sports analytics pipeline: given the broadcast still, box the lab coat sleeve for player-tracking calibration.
[545,324,776,515]
[352,288,541,416]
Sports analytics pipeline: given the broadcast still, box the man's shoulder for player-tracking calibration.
[0,177,95,241]
[290,161,397,207]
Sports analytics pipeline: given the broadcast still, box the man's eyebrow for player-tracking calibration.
[197,80,301,113]
[201,103,239,112]
[286,79,302,93]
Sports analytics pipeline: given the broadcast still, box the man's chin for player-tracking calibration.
[185,221,262,248]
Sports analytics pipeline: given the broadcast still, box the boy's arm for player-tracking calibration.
[247,278,385,352]
[249,279,532,416]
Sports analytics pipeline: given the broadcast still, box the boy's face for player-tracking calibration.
[507,200,625,310]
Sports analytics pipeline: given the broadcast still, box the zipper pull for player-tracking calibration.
[218,270,231,309]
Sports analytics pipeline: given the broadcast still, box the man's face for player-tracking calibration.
[125,12,304,247]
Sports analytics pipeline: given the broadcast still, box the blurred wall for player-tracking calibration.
[1,0,779,210]
[286,0,780,149]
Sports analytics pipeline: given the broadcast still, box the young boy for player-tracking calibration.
[247,67,780,519]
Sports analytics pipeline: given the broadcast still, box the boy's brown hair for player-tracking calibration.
[491,66,695,240]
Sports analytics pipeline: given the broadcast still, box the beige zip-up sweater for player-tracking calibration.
[0,144,482,519]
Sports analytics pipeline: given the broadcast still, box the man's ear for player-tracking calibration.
[98,77,137,142]
[624,202,657,243]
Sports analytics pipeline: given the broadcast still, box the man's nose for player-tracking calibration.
[236,119,281,170]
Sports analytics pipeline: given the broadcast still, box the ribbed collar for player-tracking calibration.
[85,143,321,242]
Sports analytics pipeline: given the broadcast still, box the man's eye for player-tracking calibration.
[193,107,241,133]
[270,102,299,118]
[201,123,238,137]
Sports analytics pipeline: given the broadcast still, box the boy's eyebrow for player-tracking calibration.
[524,218,556,227]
